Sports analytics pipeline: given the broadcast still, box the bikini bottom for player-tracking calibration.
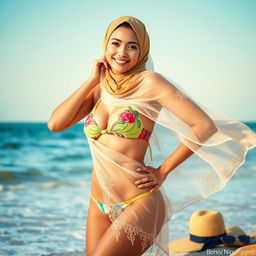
[90,188,160,222]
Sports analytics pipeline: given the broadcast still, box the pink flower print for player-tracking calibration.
[85,114,93,126]
[119,110,135,124]
[138,128,151,140]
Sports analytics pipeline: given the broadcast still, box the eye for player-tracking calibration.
[130,45,138,50]
[112,42,119,46]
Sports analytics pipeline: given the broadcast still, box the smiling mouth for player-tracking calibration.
[113,58,130,65]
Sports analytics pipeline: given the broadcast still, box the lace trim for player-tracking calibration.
[108,205,122,222]
[111,220,154,252]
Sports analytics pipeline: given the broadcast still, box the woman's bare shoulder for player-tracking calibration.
[142,71,174,91]
[142,71,167,84]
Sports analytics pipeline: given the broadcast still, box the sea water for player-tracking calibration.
[0,122,255,256]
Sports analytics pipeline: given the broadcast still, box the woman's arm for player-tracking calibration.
[48,56,109,132]
[47,78,98,132]
[135,73,218,190]
[153,73,218,175]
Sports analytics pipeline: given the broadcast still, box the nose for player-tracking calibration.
[117,45,128,57]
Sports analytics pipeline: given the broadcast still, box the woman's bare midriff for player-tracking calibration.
[90,133,154,202]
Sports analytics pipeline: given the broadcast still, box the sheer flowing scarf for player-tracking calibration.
[85,68,256,255]
[85,16,256,255]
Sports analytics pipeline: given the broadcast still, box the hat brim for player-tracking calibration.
[168,236,237,253]
[169,237,204,252]
[230,244,256,256]
[169,225,251,253]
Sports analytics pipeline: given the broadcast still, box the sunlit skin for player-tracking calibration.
[105,26,140,74]
[49,22,219,256]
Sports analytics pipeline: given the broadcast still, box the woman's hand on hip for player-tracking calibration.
[89,56,110,85]
[134,166,167,192]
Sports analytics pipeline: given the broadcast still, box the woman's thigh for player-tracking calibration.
[89,192,166,256]
[86,200,112,255]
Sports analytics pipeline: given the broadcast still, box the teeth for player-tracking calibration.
[114,59,128,64]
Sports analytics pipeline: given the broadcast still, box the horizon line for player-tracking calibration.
[0,120,255,124]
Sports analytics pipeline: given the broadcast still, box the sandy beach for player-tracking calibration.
[41,231,256,256]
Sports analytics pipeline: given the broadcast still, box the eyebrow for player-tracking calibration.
[110,38,138,45]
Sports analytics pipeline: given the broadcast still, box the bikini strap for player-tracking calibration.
[90,193,98,204]
[122,188,160,205]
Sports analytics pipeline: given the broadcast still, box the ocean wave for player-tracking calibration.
[0,168,53,184]
[17,228,46,233]
[61,133,77,139]
[248,165,256,171]
[42,251,85,256]
[0,183,28,191]
[52,154,86,161]
[2,142,23,149]
[0,179,89,192]
[251,193,256,198]
[38,181,72,189]
[0,165,92,188]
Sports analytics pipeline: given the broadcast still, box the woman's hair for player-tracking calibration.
[115,22,132,30]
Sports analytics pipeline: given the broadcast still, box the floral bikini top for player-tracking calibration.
[84,98,153,160]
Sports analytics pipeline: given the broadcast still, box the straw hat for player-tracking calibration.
[169,210,251,252]
[230,244,256,256]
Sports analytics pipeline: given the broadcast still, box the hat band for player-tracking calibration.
[190,232,233,251]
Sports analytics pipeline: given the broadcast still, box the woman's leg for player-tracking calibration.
[88,192,165,256]
[86,199,112,255]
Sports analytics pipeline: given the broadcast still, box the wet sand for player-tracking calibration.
[42,231,256,256]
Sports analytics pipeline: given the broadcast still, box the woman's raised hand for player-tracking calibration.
[89,56,110,85]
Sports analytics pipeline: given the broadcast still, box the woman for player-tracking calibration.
[48,16,256,256]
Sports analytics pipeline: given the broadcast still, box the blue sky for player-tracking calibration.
[1,0,255,122]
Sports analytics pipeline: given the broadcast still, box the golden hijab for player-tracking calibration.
[102,16,150,95]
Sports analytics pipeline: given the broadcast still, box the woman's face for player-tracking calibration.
[105,26,140,74]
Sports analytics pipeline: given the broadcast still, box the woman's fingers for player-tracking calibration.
[90,56,110,84]
[135,177,152,185]
[97,59,107,69]
[136,167,150,174]
[95,56,109,70]
[135,166,164,191]
[137,181,158,189]
[102,59,108,69]
[150,185,160,193]
[101,56,109,69]
[135,175,158,189]
[135,166,160,189]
